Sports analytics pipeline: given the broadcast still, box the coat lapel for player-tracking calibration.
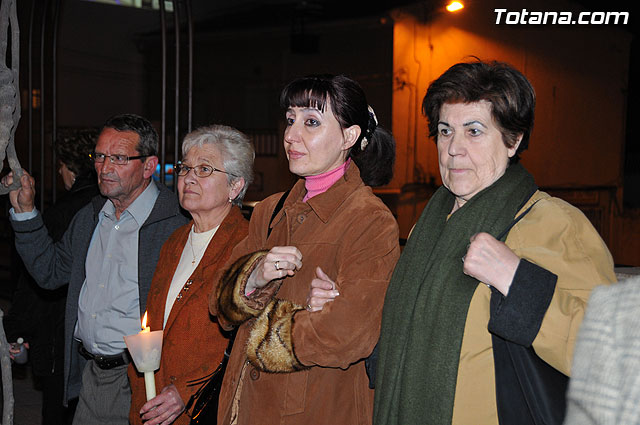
[163,208,244,332]
[146,224,190,332]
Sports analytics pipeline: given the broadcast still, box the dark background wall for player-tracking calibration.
[1,0,638,293]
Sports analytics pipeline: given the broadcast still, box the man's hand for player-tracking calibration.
[1,170,36,213]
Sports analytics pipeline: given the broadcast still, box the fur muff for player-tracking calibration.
[247,298,308,372]
[216,250,269,326]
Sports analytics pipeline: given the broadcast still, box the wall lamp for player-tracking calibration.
[446,1,464,12]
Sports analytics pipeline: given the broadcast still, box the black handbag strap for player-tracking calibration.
[496,198,540,241]
[185,332,235,389]
[267,190,290,240]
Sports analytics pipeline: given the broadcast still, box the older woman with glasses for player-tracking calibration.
[127,125,255,425]
[373,61,615,425]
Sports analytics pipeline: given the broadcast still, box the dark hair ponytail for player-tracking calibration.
[280,74,396,187]
[348,124,395,187]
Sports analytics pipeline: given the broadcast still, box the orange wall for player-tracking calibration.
[390,0,631,237]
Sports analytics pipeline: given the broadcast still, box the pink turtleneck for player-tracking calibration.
[303,159,351,202]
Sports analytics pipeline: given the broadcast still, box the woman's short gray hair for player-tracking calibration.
[181,125,255,206]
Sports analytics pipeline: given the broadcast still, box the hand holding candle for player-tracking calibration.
[124,311,163,401]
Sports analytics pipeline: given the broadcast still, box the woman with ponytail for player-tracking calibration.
[210,74,400,425]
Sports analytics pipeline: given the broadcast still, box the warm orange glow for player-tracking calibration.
[141,311,148,330]
[446,1,464,12]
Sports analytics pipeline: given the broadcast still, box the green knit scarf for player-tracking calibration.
[373,163,537,425]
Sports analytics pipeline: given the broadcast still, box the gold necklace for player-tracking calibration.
[189,230,197,265]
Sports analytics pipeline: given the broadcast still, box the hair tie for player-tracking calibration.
[361,137,369,151]
[368,105,378,127]
[361,105,378,151]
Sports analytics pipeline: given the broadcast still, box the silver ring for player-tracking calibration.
[307,304,312,311]
[274,261,280,271]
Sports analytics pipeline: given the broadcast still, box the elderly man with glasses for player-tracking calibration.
[3,113,187,425]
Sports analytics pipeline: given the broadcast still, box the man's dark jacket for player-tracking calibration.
[10,181,188,403]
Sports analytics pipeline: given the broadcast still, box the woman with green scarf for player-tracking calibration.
[373,60,616,425]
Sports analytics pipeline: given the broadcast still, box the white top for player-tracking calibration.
[163,224,219,327]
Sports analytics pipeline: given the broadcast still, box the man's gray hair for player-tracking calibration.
[103,113,158,157]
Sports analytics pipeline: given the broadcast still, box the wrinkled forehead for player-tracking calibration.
[439,100,494,119]
[96,128,140,153]
[183,143,223,164]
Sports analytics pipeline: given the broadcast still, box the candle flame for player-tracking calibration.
[141,311,148,329]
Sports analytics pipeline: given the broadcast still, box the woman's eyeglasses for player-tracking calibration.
[174,163,237,178]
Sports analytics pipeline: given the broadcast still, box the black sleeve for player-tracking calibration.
[488,259,557,347]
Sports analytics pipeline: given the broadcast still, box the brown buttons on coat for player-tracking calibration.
[297,214,305,223]
[249,367,260,380]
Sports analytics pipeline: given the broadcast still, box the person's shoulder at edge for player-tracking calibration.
[588,275,640,312]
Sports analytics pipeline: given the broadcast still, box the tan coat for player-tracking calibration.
[451,190,616,424]
[212,164,400,425]
[128,208,248,425]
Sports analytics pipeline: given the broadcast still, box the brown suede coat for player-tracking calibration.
[211,164,400,425]
[128,207,248,425]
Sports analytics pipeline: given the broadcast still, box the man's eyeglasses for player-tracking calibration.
[174,163,237,178]
[90,152,149,165]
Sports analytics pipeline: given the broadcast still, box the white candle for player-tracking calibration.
[144,371,156,400]
[140,312,156,400]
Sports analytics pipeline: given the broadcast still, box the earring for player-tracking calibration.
[228,197,233,203]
